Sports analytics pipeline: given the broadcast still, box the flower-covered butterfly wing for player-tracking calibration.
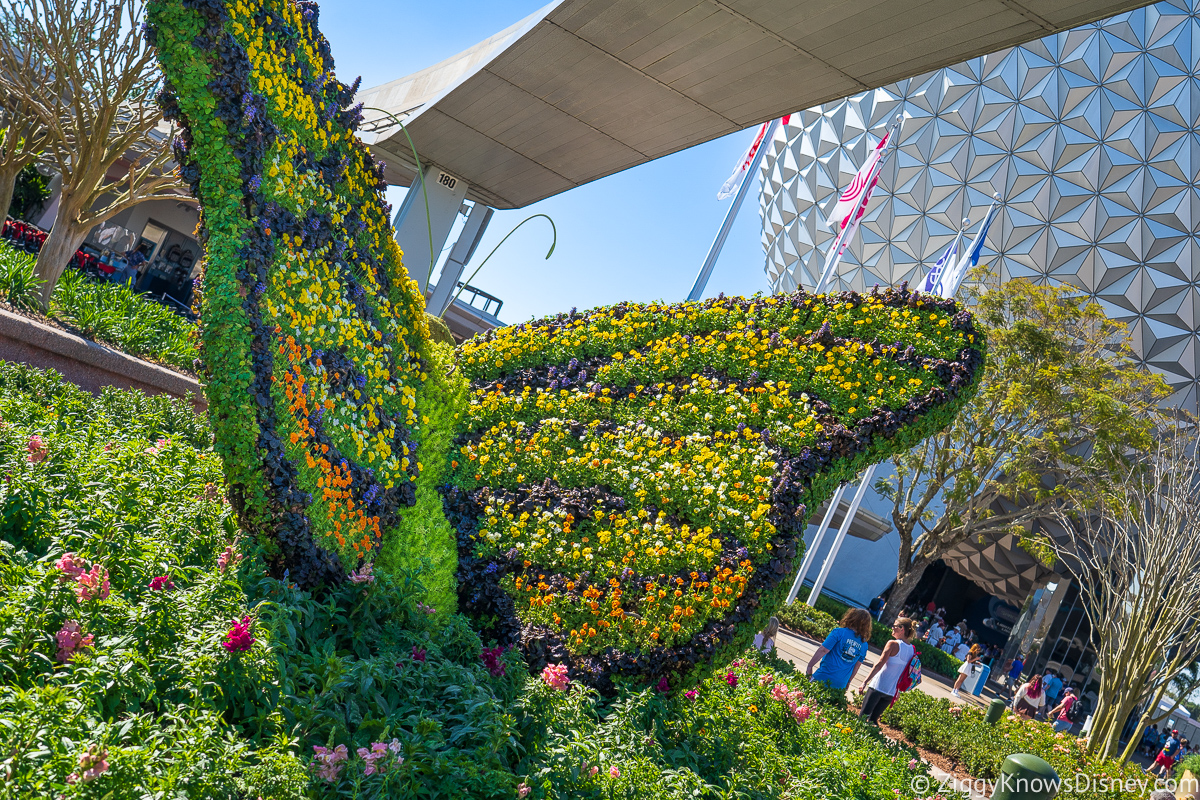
[147,0,430,585]
[449,291,984,690]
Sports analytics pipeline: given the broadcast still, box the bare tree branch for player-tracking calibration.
[0,0,183,308]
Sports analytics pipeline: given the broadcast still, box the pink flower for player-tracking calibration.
[609,766,620,777]
[75,564,110,602]
[541,663,570,691]
[66,745,108,784]
[146,438,171,455]
[908,758,919,769]
[348,563,375,584]
[685,689,698,701]
[148,575,175,591]
[56,621,94,662]
[357,740,401,776]
[417,602,436,614]
[54,552,87,582]
[793,704,811,723]
[222,616,254,652]
[217,543,241,573]
[26,435,47,463]
[758,674,771,686]
[724,671,738,688]
[517,781,531,798]
[655,676,669,693]
[312,744,348,782]
[589,766,599,776]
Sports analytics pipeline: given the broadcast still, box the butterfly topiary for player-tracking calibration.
[146,0,985,689]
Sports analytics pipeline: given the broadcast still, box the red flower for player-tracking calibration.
[222,616,255,652]
[149,575,175,591]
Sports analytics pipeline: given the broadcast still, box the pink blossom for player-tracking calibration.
[56,621,94,662]
[908,759,919,769]
[75,564,110,602]
[758,674,771,686]
[685,689,698,701]
[589,766,599,776]
[146,438,171,455]
[357,740,402,776]
[348,563,375,584]
[517,782,531,798]
[724,671,738,688]
[609,766,620,777]
[541,663,570,691]
[217,543,241,573]
[793,704,811,723]
[66,745,108,784]
[148,575,175,591]
[222,616,254,652]
[417,602,436,614]
[312,744,348,782]
[54,552,87,582]
[26,435,47,463]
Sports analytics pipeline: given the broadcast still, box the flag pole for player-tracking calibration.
[812,114,903,295]
[784,483,848,605]
[810,191,1003,610]
[688,118,782,302]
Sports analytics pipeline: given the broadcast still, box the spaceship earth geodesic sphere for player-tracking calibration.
[760,0,1200,414]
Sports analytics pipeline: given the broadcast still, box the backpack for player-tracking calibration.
[1065,698,1086,723]
[896,653,923,692]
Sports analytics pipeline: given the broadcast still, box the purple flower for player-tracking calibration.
[656,676,669,693]
[411,645,426,663]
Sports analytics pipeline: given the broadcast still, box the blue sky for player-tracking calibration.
[319,0,771,325]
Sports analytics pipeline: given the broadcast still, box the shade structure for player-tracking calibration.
[355,0,1154,210]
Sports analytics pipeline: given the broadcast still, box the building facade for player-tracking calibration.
[758,0,1200,695]
[760,0,1200,414]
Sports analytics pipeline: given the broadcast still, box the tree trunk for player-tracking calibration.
[33,213,87,310]
[882,559,931,625]
[0,167,17,223]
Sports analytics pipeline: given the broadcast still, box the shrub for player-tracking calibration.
[882,689,1146,800]
[514,647,938,799]
[0,240,198,371]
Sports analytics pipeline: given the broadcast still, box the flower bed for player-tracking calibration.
[0,363,522,797]
[0,241,198,372]
[882,689,1145,800]
[514,647,952,800]
[451,292,985,691]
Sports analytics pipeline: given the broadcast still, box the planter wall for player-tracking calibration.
[0,307,205,412]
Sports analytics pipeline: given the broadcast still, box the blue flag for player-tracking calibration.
[940,198,1001,298]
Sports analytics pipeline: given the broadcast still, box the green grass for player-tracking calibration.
[0,241,198,372]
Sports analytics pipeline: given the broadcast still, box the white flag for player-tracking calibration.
[919,234,963,295]
[826,129,892,229]
[717,115,790,201]
[940,197,1001,297]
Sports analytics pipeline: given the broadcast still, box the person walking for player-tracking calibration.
[1148,729,1181,779]
[1047,687,1078,732]
[1041,670,1063,710]
[858,618,917,724]
[806,608,873,693]
[753,617,779,654]
[1002,653,1026,691]
[951,645,984,697]
[868,594,886,621]
[1011,675,1046,719]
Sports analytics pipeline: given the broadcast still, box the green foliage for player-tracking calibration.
[0,363,520,798]
[873,270,1172,619]
[0,241,198,370]
[375,338,465,611]
[883,689,1146,800]
[514,648,939,800]
[11,162,51,220]
[0,362,299,797]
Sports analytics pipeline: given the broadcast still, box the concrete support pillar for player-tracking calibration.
[393,164,469,294]
[427,203,494,317]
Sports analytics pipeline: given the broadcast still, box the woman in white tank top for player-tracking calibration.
[858,617,916,724]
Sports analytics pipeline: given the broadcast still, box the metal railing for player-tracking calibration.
[454,282,503,318]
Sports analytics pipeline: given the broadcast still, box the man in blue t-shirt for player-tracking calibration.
[1040,671,1062,711]
[806,609,873,691]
